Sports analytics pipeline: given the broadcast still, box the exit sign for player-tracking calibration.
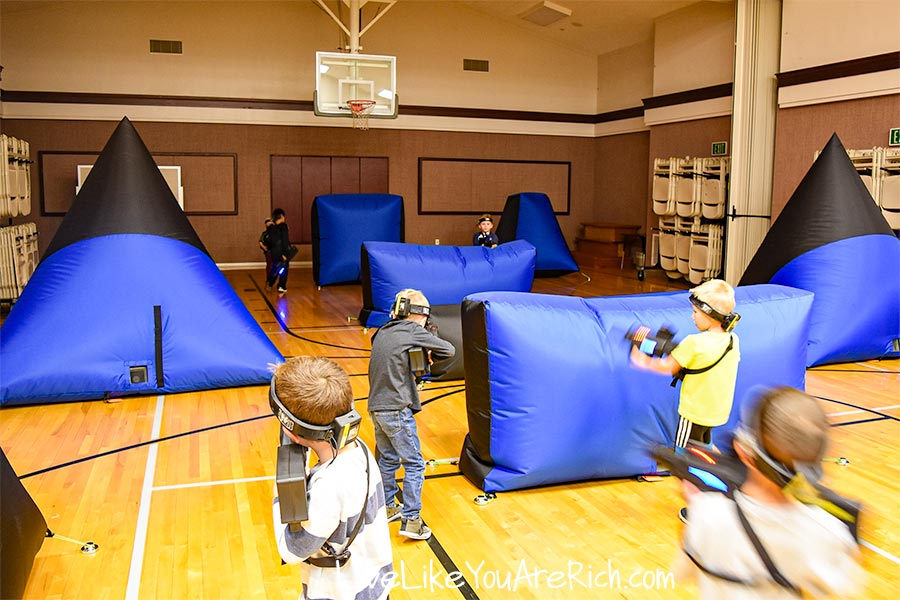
[891,128,900,146]
[711,141,728,156]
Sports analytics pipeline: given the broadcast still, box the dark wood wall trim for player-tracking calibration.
[642,83,733,110]
[1,90,313,111]
[2,88,645,126]
[776,51,900,88]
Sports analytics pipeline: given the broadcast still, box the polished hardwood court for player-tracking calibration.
[1,263,897,599]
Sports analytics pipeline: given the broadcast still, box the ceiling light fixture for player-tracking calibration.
[519,1,572,27]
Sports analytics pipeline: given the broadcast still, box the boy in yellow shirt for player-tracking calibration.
[630,279,741,520]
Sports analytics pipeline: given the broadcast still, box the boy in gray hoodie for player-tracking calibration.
[367,289,455,541]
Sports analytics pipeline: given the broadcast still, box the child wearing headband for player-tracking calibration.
[271,357,392,599]
[631,279,741,521]
[367,289,455,540]
[675,386,864,598]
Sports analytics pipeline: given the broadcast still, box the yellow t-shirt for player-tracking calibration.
[670,331,740,427]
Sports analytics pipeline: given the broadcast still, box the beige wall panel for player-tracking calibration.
[653,1,736,96]
[597,40,655,113]
[420,160,569,214]
[781,0,900,71]
[772,94,900,218]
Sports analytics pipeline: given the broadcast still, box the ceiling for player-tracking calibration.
[457,0,716,57]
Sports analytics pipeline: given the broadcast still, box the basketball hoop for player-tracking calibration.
[347,100,377,130]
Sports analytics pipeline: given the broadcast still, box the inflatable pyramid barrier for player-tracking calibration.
[496,192,579,276]
[740,133,900,366]
[0,118,283,406]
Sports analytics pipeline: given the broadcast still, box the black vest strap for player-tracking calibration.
[671,334,734,388]
[304,442,371,569]
[682,494,801,596]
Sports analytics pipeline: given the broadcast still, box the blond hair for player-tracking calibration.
[692,279,736,315]
[754,387,830,468]
[273,357,352,425]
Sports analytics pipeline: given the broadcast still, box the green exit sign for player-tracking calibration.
[890,128,900,146]
[711,141,728,156]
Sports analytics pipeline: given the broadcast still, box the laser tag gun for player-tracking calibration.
[409,346,431,382]
[653,443,862,541]
[626,324,678,358]
[276,430,309,532]
[652,443,747,495]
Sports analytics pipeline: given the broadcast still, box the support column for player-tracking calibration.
[725,0,783,283]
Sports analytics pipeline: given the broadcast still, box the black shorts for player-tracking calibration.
[675,416,711,448]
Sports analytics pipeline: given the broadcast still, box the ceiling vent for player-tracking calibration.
[519,1,572,27]
[150,39,183,54]
[464,59,490,72]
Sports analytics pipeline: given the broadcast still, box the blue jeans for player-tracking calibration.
[369,408,425,520]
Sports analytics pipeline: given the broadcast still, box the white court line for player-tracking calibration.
[153,475,274,491]
[854,362,894,372]
[860,539,900,565]
[828,404,900,418]
[125,395,165,600]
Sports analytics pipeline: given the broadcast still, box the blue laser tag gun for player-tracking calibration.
[652,443,862,541]
[626,324,678,358]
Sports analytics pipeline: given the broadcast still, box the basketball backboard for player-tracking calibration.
[314,51,397,119]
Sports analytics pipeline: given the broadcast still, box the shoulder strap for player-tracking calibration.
[304,442,371,569]
[732,496,802,595]
[681,494,801,596]
[671,334,733,387]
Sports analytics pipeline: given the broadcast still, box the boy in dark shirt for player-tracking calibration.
[367,289,455,540]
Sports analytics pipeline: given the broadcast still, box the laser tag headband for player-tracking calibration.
[391,295,431,319]
[269,378,361,451]
[689,293,741,331]
[733,388,860,536]
[478,214,493,223]
[734,390,826,489]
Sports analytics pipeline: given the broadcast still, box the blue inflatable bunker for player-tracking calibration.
[740,134,900,365]
[312,193,404,286]
[358,240,537,327]
[0,118,282,406]
[458,285,814,493]
[496,192,578,276]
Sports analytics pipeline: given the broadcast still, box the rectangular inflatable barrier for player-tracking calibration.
[358,239,537,328]
[458,285,814,492]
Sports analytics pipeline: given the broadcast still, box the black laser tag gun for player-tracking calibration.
[409,347,431,383]
[652,443,862,541]
[652,443,748,494]
[626,324,678,358]
[276,429,309,532]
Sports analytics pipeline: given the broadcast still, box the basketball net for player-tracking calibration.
[347,100,376,130]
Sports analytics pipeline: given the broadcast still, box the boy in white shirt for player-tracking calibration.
[271,357,393,600]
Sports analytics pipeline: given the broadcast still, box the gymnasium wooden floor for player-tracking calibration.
[1,264,897,599]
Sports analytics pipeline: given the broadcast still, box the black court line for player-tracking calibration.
[421,388,466,407]
[810,368,900,374]
[425,533,481,600]
[20,413,273,479]
[833,416,891,427]
[250,275,372,352]
[424,471,464,481]
[815,395,900,424]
